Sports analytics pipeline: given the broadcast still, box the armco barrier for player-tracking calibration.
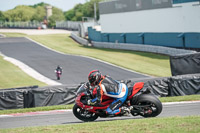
[71,32,196,56]
[92,41,196,56]
[71,32,89,46]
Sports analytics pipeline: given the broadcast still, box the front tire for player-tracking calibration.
[131,94,162,117]
[73,104,98,122]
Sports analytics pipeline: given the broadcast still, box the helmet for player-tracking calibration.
[88,70,102,86]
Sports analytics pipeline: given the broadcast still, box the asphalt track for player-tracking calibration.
[0,37,148,85]
[0,101,200,129]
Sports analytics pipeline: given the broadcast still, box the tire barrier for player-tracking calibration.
[31,85,77,107]
[0,85,78,110]
[128,73,200,97]
[0,86,38,110]
[1,73,200,110]
[170,52,200,76]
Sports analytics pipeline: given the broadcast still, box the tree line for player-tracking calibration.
[0,0,103,27]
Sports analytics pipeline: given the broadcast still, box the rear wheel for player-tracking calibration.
[131,94,162,117]
[73,104,98,122]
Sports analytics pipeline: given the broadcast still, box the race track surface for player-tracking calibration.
[0,37,148,85]
[0,101,200,129]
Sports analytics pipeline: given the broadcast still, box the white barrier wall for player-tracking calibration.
[100,2,200,33]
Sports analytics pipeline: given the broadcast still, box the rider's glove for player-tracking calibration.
[86,82,90,88]
[87,99,96,105]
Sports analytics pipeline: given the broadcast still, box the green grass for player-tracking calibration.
[0,104,73,115]
[1,32,27,37]
[0,56,46,89]
[159,94,200,103]
[0,116,200,133]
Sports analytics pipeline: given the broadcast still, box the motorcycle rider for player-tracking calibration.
[87,70,130,116]
[55,65,62,80]
[55,65,62,75]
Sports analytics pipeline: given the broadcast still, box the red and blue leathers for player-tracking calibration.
[91,75,128,115]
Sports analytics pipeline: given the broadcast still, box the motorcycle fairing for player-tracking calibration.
[128,82,144,100]
[75,92,113,113]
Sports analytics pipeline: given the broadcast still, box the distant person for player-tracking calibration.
[55,65,62,80]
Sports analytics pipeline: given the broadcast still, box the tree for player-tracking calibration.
[30,2,48,8]
[64,0,103,21]
[64,9,75,21]
[0,11,5,21]
[4,6,35,21]
[48,7,65,28]
[32,6,46,22]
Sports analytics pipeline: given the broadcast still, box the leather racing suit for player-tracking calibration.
[91,75,128,115]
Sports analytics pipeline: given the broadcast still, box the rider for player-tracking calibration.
[87,70,129,116]
[55,65,62,74]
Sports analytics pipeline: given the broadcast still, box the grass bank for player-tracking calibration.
[0,56,46,89]
[0,116,200,133]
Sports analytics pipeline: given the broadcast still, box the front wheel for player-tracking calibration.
[73,104,98,122]
[131,94,162,117]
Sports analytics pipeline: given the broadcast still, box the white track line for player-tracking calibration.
[163,100,200,105]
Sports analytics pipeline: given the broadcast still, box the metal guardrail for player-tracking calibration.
[56,21,81,31]
[92,41,197,56]
[0,21,40,29]
[71,32,196,56]
[71,32,89,46]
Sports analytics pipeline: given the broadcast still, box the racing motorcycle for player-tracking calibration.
[55,70,62,80]
[73,81,162,122]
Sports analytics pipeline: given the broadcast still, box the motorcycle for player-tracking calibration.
[55,70,62,80]
[73,81,163,122]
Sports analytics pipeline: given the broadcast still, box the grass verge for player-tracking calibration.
[0,116,200,133]
[0,56,46,89]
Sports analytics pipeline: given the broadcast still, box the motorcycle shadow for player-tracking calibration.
[96,115,143,122]
[62,115,143,125]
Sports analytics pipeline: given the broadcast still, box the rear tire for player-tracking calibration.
[131,94,162,117]
[73,104,98,122]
